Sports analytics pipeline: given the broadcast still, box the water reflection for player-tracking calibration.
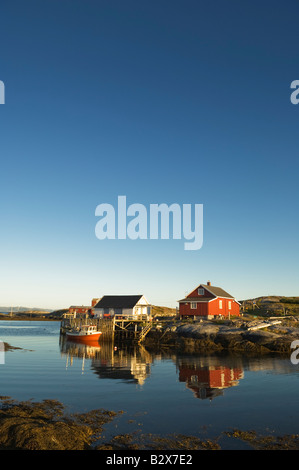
[176,356,244,400]
[59,335,102,373]
[59,335,153,384]
[59,335,248,397]
[59,334,298,403]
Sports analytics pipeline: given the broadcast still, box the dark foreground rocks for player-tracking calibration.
[0,397,298,450]
[0,397,120,450]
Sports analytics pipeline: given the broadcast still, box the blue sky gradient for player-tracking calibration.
[0,0,298,309]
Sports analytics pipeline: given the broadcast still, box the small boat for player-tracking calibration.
[66,324,102,343]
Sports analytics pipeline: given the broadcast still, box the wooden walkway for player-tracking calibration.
[60,316,152,343]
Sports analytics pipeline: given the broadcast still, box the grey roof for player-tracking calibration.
[93,295,144,309]
[181,283,236,303]
[201,284,234,299]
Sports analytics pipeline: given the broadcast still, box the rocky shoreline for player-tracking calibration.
[0,397,298,450]
[144,317,299,355]
[1,312,298,355]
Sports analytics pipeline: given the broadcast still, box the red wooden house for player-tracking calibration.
[179,281,240,320]
[68,305,92,316]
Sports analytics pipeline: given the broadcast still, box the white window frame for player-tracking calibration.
[219,300,223,309]
[228,301,232,310]
[191,302,197,309]
[198,288,204,295]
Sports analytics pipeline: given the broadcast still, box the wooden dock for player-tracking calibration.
[60,316,152,344]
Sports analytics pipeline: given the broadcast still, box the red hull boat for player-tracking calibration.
[66,325,102,343]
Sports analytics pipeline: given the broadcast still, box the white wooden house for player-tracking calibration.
[92,295,151,320]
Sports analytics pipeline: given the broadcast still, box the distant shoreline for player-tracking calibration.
[0,314,60,321]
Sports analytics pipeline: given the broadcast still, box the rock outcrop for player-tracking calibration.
[146,319,299,354]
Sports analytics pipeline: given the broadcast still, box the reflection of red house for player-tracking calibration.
[179,281,240,319]
[179,363,244,400]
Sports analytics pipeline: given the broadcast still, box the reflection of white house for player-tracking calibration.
[93,295,151,320]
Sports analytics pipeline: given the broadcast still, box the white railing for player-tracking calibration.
[115,314,149,321]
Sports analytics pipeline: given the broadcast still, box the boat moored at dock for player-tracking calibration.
[66,325,102,343]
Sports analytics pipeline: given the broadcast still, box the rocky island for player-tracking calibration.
[145,315,299,355]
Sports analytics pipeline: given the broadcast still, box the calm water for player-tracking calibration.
[0,320,299,447]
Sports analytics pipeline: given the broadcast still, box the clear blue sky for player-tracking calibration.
[0,0,298,309]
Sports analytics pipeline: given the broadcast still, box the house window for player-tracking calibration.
[228,301,232,310]
[219,300,223,309]
[198,288,204,295]
[191,302,197,309]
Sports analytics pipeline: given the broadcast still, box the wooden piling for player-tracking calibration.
[60,316,152,343]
